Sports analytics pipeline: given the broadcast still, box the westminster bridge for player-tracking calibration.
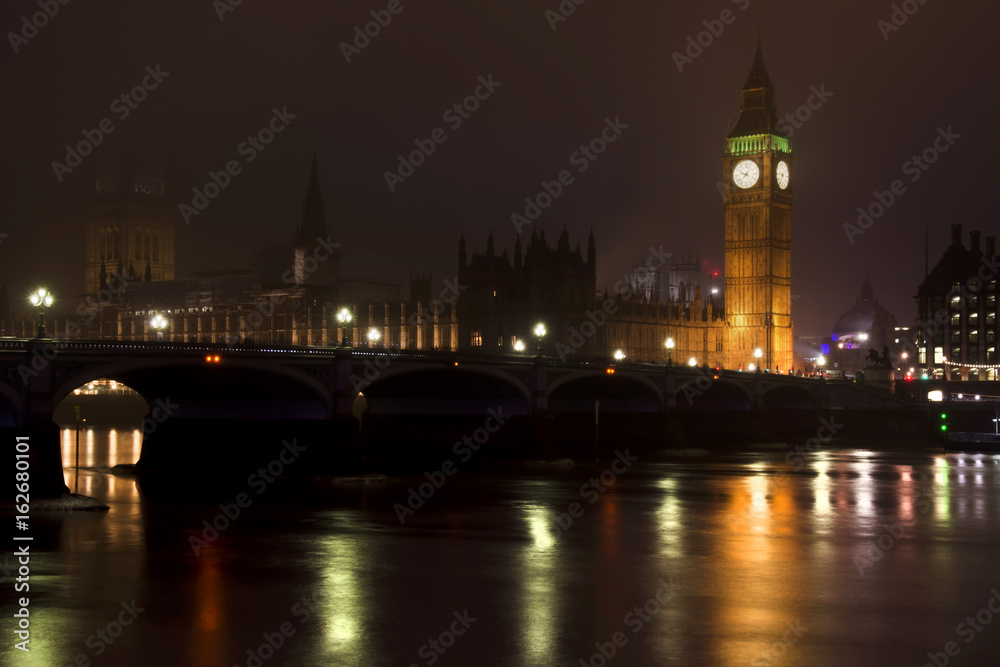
[0,339,927,497]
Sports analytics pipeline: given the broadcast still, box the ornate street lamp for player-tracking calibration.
[665,337,675,366]
[613,349,625,361]
[367,328,381,348]
[150,313,168,342]
[28,288,53,338]
[337,308,352,346]
[513,340,526,353]
[533,322,546,356]
[688,357,697,367]
[754,347,763,373]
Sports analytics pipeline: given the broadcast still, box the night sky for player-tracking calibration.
[0,0,996,337]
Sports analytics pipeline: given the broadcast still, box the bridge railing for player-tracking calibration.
[0,337,826,381]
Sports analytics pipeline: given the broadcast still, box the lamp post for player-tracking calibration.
[665,337,674,366]
[764,310,773,372]
[367,327,380,349]
[533,322,546,356]
[150,313,168,342]
[688,357,697,367]
[754,347,763,373]
[513,340,526,353]
[28,288,54,338]
[817,355,826,378]
[613,349,625,362]
[336,308,352,347]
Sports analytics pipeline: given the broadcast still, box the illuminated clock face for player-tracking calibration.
[733,160,760,189]
[776,161,790,189]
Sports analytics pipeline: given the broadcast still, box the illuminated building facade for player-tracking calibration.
[916,224,1000,381]
[720,40,794,372]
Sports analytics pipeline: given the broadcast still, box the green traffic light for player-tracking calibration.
[941,425,948,431]
[940,413,947,419]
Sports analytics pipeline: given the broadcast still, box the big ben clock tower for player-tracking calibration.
[722,39,793,372]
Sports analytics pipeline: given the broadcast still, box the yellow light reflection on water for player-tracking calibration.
[108,428,118,468]
[811,455,833,525]
[318,537,362,648]
[711,466,805,665]
[192,549,226,667]
[898,467,915,524]
[934,456,951,521]
[657,478,683,559]
[86,428,95,467]
[519,505,556,666]
[60,427,142,502]
[852,454,875,519]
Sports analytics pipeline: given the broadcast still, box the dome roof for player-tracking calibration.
[831,279,896,336]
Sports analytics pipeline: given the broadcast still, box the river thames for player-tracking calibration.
[3,428,1000,667]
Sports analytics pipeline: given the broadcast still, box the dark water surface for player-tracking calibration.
[4,428,1000,667]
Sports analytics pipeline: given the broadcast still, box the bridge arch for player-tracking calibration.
[762,383,819,410]
[680,378,753,410]
[52,358,335,421]
[547,371,663,412]
[358,364,531,412]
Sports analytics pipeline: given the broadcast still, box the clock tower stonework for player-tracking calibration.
[722,40,793,372]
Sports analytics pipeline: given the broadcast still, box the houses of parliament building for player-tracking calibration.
[3,43,795,372]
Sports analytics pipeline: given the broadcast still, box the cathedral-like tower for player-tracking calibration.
[292,154,340,286]
[84,162,175,295]
[722,39,794,372]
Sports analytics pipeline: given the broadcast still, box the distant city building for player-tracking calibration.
[916,224,999,381]
[457,227,597,353]
[457,228,726,364]
[84,161,176,295]
[824,279,898,377]
[8,157,455,350]
[624,250,704,307]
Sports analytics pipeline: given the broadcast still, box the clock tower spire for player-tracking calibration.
[722,40,794,372]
